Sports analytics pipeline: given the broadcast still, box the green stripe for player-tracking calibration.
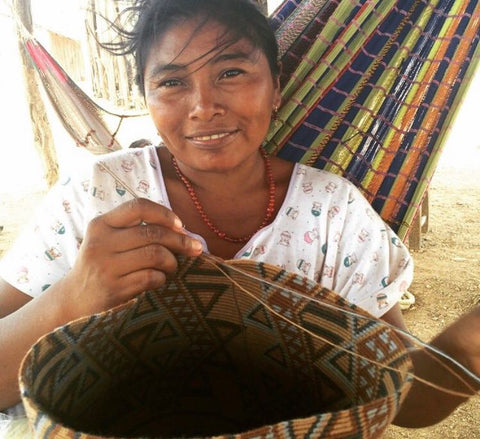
[361,0,440,190]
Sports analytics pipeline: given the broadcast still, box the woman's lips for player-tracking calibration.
[190,132,231,141]
[186,130,239,143]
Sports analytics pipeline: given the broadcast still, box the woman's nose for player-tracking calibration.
[188,83,226,120]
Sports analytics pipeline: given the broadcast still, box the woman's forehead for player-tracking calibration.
[146,18,258,70]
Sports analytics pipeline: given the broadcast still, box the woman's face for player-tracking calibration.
[143,19,281,173]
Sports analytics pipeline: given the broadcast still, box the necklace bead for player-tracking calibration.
[171,149,276,243]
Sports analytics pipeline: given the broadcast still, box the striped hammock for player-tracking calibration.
[21,0,480,239]
[268,0,480,238]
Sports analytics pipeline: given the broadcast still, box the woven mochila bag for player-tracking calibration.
[19,256,413,438]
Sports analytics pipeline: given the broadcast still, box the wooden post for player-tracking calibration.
[85,0,144,110]
[408,191,429,251]
[13,0,59,188]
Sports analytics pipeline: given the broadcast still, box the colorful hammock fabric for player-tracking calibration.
[23,38,124,155]
[19,0,480,240]
[267,0,480,238]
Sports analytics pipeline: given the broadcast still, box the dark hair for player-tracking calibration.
[106,0,279,96]
[129,138,152,148]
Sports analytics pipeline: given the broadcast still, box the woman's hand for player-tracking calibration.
[60,198,203,320]
[431,306,480,386]
[394,306,480,427]
[0,198,203,410]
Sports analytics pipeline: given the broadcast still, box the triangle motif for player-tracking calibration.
[264,344,287,367]
[328,348,354,380]
[153,320,179,341]
[79,367,101,395]
[119,322,157,354]
[208,319,242,344]
[58,352,81,381]
[191,289,225,316]
[246,304,273,330]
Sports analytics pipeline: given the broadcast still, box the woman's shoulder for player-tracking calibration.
[88,145,161,187]
[91,144,159,168]
[53,145,165,209]
[292,163,358,191]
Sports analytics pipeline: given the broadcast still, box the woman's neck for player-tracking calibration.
[157,146,295,259]
[158,147,267,198]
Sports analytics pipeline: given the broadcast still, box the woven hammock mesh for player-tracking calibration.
[267,0,480,238]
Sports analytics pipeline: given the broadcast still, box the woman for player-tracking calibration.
[0,0,478,429]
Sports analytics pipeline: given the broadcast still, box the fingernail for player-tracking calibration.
[192,240,203,251]
[174,217,183,230]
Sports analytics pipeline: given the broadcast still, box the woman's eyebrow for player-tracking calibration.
[148,50,255,78]
[149,63,186,78]
[211,50,255,64]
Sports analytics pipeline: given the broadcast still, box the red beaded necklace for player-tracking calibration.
[171,149,276,243]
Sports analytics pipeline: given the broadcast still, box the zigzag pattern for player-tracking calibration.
[20,256,412,438]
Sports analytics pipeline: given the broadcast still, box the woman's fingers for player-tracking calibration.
[84,198,202,256]
[64,198,203,315]
[116,269,168,299]
[101,198,183,230]
[99,222,203,255]
[117,243,182,276]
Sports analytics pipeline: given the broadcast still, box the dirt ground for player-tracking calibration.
[384,155,480,438]
[0,143,479,438]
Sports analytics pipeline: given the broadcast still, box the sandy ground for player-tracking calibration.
[384,152,480,438]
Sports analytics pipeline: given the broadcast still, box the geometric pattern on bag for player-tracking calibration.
[19,257,413,438]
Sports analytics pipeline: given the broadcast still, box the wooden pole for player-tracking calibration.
[13,0,59,188]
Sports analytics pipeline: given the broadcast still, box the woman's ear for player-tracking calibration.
[276,60,283,77]
[273,92,281,112]
[273,61,282,108]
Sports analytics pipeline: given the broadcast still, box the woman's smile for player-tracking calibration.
[186,129,240,147]
[144,18,281,174]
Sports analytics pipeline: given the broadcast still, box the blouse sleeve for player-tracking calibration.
[0,174,91,298]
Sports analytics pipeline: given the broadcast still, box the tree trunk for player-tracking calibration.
[13,0,59,188]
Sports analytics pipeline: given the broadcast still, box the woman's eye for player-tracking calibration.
[221,69,244,79]
[159,78,182,88]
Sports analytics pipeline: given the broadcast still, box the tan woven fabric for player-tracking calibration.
[19,257,413,438]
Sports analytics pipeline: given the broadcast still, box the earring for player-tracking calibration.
[271,105,281,129]
[272,105,279,121]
